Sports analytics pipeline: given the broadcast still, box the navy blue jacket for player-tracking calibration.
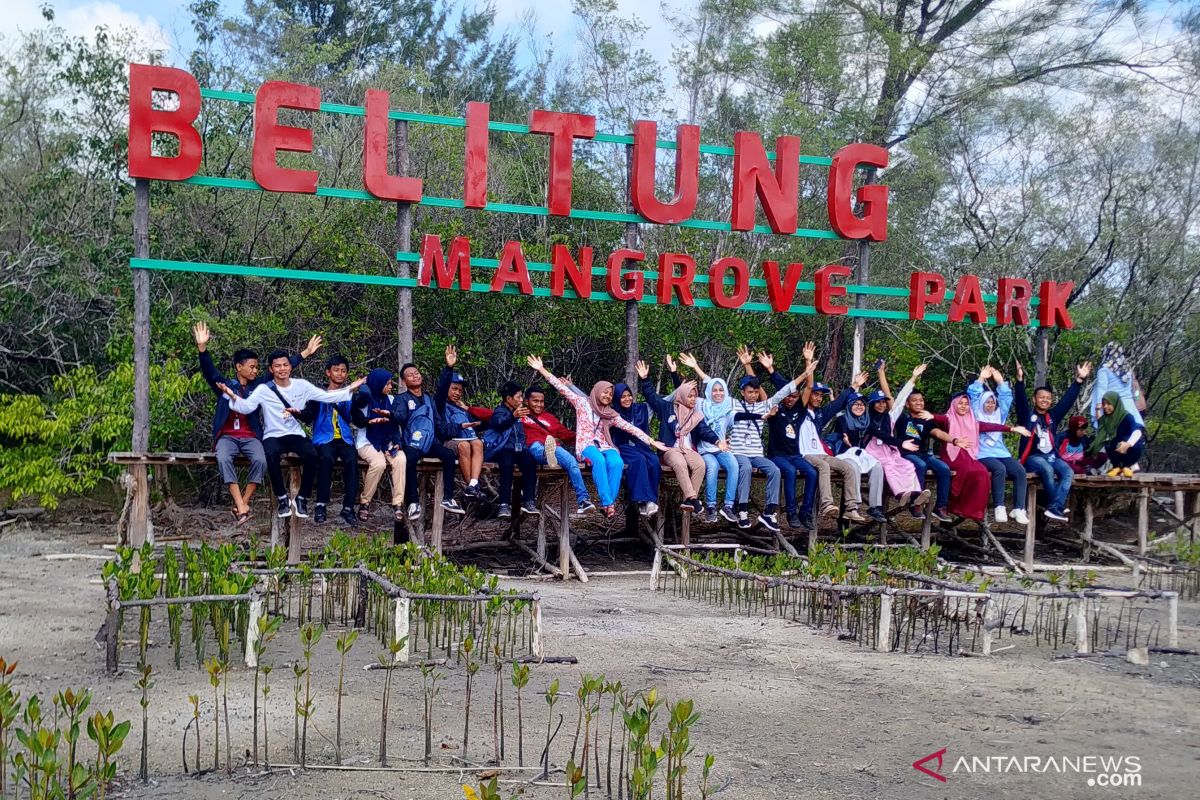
[1013,378,1083,463]
[198,349,302,445]
[638,378,721,450]
[394,389,456,453]
[613,383,655,452]
[483,403,527,455]
[351,389,403,450]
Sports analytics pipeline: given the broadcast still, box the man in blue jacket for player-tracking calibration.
[483,381,541,519]
[1013,359,1092,522]
[299,355,359,527]
[394,362,465,520]
[194,321,319,526]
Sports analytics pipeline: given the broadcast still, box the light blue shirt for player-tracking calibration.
[1091,366,1144,426]
[967,379,1014,459]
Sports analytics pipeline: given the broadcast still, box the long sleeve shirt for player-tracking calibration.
[226,379,353,440]
[1013,378,1083,463]
[544,372,658,457]
[967,379,1015,459]
[728,379,798,457]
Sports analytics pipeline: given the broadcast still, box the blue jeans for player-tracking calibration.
[1025,453,1073,514]
[734,455,781,512]
[903,452,950,509]
[581,446,624,507]
[701,451,739,507]
[772,455,818,515]
[980,456,1027,509]
[530,441,590,505]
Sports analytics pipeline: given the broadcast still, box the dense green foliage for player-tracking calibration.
[1,1,1198,508]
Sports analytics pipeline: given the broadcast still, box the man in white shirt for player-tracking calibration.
[221,349,364,519]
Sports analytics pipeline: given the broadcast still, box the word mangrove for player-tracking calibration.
[418,235,1074,327]
[127,63,888,240]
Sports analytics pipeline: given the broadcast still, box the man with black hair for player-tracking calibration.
[482,382,541,519]
[300,355,359,526]
[895,388,953,523]
[194,321,320,525]
[220,348,364,519]
[390,362,464,519]
[1013,359,1092,522]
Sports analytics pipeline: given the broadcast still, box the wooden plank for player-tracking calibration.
[1024,481,1038,569]
[394,118,414,366]
[129,464,150,548]
[1138,486,1150,555]
[1082,498,1094,563]
[920,511,932,551]
[130,179,151,548]
[558,479,571,580]
[287,467,301,565]
[430,475,445,554]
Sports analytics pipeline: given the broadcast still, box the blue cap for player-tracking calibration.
[449,372,466,385]
[738,376,761,389]
[866,390,888,404]
[811,383,832,395]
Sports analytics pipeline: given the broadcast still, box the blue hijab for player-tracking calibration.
[701,379,733,434]
[364,368,396,451]
[615,382,651,432]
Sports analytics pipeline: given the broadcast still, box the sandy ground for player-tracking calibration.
[1,520,1198,800]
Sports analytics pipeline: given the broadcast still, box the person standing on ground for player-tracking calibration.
[1013,359,1091,522]
[219,348,364,520]
[194,321,319,526]
[968,365,1029,526]
[300,355,359,526]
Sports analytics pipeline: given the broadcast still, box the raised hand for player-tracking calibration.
[1015,360,1025,382]
[665,353,678,372]
[635,360,650,380]
[850,370,869,390]
[445,344,458,368]
[736,345,753,366]
[757,351,774,372]
[802,340,816,363]
[991,366,1005,383]
[192,321,210,350]
[526,355,545,372]
[678,352,699,371]
[979,365,992,381]
[1076,361,1093,381]
[912,363,928,380]
[301,334,323,359]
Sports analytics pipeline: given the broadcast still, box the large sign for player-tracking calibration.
[126,63,1072,328]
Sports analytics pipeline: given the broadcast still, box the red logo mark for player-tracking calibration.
[913,748,948,782]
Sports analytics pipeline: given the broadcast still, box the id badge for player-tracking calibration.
[233,417,240,431]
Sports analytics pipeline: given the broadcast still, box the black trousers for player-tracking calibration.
[494,448,538,505]
[403,442,457,505]
[262,434,318,498]
[316,439,359,507]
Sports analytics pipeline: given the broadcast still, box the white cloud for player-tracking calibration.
[0,1,173,56]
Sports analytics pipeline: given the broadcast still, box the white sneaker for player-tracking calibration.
[994,506,1008,524]
[1011,508,1028,525]
[407,502,421,521]
[644,501,659,516]
[1044,509,1069,522]
[544,436,559,468]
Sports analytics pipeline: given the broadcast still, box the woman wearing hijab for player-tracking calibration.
[612,380,664,516]
[697,376,740,523]
[636,361,727,514]
[351,368,407,523]
[527,355,666,518]
[862,387,929,510]
[1091,342,1144,427]
[1058,415,1093,474]
[968,366,1029,525]
[920,394,1030,523]
[835,394,889,522]
[1088,392,1146,477]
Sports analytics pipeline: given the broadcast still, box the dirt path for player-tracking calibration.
[1,523,1197,799]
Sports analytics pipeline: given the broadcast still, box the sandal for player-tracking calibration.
[358,507,370,522]
[235,510,252,527]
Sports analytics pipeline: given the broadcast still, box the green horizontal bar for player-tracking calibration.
[197,87,833,164]
[180,174,843,239]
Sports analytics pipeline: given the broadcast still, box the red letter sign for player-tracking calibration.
[1038,281,1074,329]
[948,274,987,324]
[127,63,202,181]
[363,89,422,202]
[815,265,851,315]
[731,132,800,234]
[908,271,946,320]
[708,258,750,309]
[656,253,696,306]
[630,121,699,224]
[827,143,889,241]
[529,110,596,216]
[606,249,645,301]
[551,245,593,298]
[491,240,534,295]
[419,234,472,290]
[997,277,1032,326]
[253,81,320,193]
[464,101,490,208]
[761,261,806,313]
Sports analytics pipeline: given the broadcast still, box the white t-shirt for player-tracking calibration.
[227,379,353,439]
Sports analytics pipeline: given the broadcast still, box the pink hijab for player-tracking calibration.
[945,393,978,461]
[673,380,702,440]
[589,381,619,446]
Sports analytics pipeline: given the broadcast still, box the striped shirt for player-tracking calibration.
[728,379,797,457]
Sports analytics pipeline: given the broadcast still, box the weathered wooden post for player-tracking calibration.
[393,596,411,664]
[244,588,264,667]
[395,118,414,367]
[130,178,152,547]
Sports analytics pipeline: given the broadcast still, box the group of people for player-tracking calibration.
[196,322,1149,536]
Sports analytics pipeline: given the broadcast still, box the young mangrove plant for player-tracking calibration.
[135,664,154,782]
[205,657,221,771]
[510,662,530,767]
[419,662,444,766]
[334,629,358,765]
[184,694,200,774]
[377,637,406,767]
[542,678,560,779]
[220,658,232,773]
[298,622,324,768]
[252,614,282,767]
[491,645,505,764]
[261,665,273,770]
[461,636,479,764]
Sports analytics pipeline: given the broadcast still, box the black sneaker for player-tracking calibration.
[787,511,803,528]
[340,506,358,527]
[497,503,512,519]
[293,496,309,518]
[759,512,780,533]
[703,506,718,524]
[442,499,466,515]
[737,512,751,530]
[932,507,953,523]
[909,504,927,520]
[575,500,596,515]
[867,506,887,523]
[276,497,291,518]
[679,497,701,514]
[521,502,540,516]
[313,503,327,524]
[718,504,738,523]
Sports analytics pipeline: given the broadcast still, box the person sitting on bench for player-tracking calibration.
[436,345,485,499]
[393,361,465,520]
[1088,391,1147,478]
[1013,359,1091,522]
[482,382,541,519]
[298,355,359,527]
[351,368,407,525]
[194,321,320,526]
[219,348,363,519]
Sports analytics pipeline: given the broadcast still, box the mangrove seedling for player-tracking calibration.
[461,636,479,764]
[419,663,444,766]
[184,694,200,774]
[377,637,407,767]
[541,678,560,779]
[510,662,530,767]
[699,753,716,800]
[292,662,304,763]
[87,710,131,800]
[220,658,232,773]
[298,622,324,768]
[492,645,505,764]
[261,665,273,770]
[252,614,282,767]
[334,629,358,764]
[205,657,221,771]
[135,664,153,782]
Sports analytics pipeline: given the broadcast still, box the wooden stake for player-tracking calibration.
[245,591,264,667]
[287,467,301,565]
[431,474,445,554]
[1082,498,1094,563]
[395,119,414,367]
[1073,600,1090,655]
[1167,593,1179,648]
[1138,486,1150,554]
[130,178,151,548]
[876,593,893,652]
[531,600,544,661]
[981,597,999,656]
[557,480,571,580]
[394,598,411,664]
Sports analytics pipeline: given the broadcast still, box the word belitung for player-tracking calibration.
[126,63,1072,328]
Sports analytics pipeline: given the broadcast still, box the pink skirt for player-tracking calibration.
[865,439,921,496]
